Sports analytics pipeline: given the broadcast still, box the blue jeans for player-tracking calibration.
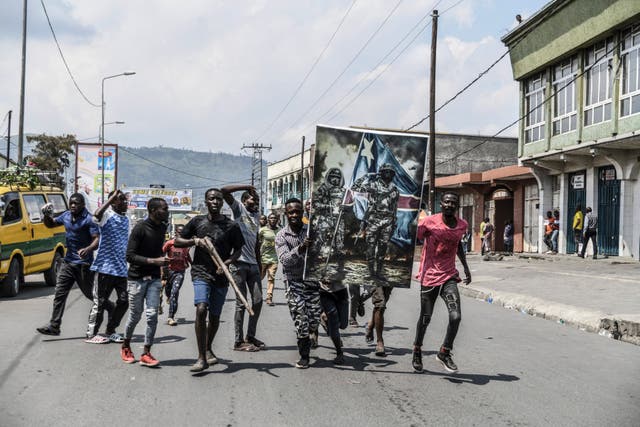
[124,277,162,347]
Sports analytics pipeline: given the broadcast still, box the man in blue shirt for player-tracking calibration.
[37,193,105,336]
[85,190,130,344]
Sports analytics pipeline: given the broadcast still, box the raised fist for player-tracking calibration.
[41,203,54,216]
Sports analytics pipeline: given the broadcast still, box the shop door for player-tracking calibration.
[597,166,620,256]
[523,184,539,252]
[566,171,586,253]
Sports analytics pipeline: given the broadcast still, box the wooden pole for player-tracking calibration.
[203,239,254,316]
[428,10,438,214]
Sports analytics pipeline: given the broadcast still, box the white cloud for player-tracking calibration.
[0,0,544,168]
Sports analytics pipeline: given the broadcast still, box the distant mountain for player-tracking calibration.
[117,145,265,209]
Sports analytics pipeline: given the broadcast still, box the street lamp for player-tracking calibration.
[101,71,135,204]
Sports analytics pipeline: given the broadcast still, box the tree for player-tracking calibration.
[24,134,77,189]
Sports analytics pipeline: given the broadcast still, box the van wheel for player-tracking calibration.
[1,258,21,297]
[44,251,62,287]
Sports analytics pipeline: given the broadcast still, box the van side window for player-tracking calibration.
[23,194,47,223]
[1,194,22,225]
[47,194,68,215]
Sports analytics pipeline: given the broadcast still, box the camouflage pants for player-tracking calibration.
[317,220,344,257]
[365,217,394,264]
[284,279,321,339]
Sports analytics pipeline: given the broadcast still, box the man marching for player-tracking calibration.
[412,191,471,373]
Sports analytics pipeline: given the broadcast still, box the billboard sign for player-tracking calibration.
[123,187,193,211]
[75,142,118,212]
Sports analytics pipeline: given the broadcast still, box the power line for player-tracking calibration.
[254,0,358,143]
[437,33,626,166]
[117,145,252,185]
[313,0,442,125]
[405,0,563,131]
[270,0,404,142]
[40,0,100,107]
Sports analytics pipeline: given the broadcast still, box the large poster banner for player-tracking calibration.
[123,187,193,211]
[309,125,427,288]
[75,142,118,212]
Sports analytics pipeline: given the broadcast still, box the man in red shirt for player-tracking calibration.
[412,191,471,373]
[163,225,192,326]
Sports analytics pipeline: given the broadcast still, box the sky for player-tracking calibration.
[0,0,550,165]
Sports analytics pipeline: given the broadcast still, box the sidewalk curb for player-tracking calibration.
[459,285,640,346]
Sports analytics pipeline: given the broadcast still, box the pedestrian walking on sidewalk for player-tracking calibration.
[120,198,169,367]
[482,217,494,255]
[579,207,598,259]
[572,205,584,255]
[275,198,322,369]
[36,193,103,337]
[221,184,265,351]
[162,225,192,326]
[551,210,560,254]
[503,219,513,254]
[174,188,244,372]
[85,190,130,344]
[259,213,280,306]
[543,211,555,253]
[412,191,471,374]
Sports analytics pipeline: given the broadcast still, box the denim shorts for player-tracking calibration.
[193,280,228,316]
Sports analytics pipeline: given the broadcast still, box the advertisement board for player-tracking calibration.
[75,142,118,212]
[123,187,193,211]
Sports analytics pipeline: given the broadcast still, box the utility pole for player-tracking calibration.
[300,135,305,201]
[18,0,27,165]
[242,143,272,213]
[428,9,438,214]
[6,110,12,167]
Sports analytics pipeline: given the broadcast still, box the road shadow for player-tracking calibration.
[0,283,55,301]
[420,368,520,385]
[189,359,295,378]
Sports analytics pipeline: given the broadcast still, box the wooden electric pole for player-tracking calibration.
[242,143,271,213]
[300,135,305,201]
[428,9,438,213]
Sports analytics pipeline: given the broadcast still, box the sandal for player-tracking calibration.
[85,335,109,344]
[108,333,124,343]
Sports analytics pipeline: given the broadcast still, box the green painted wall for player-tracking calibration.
[506,0,640,80]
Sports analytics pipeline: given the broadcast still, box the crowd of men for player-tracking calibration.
[35,182,471,374]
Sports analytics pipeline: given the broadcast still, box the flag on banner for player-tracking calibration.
[345,133,421,248]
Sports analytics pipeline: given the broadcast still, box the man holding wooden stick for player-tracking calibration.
[175,188,244,372]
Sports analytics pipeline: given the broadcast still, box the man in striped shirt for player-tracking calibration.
[275,198,322,369]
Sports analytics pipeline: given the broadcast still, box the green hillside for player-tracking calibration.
[117,146,264,208]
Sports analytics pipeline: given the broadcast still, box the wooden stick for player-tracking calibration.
[202,239,254,316]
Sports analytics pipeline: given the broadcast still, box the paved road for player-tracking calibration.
[1,272,638,426]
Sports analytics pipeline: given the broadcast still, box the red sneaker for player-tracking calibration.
[139,352,160,367]
[121,347,135,364]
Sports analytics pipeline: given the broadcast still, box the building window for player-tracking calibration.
[621,26,640,117]
[552,57,577,135]
[524,73,546,143]
[584,38,614,126]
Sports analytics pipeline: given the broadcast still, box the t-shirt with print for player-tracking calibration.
[162,239,191,272]
[229,198,260,264]
[181,215,244,286]
[417,213,468,288]
[258,225,279,265]
[90,208,129,277]
[54,208,100,265]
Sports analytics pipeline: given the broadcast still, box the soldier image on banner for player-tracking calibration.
[308,125,427,289]
[350,163,399,279]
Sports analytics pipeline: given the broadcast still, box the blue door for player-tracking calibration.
[597,166,620,256]
[566,171,586,253]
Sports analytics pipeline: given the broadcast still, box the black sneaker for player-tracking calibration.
[357,301,365,317]
[295,357,310,369]
[437,350,458,373]
[333,353,345,365]
[36,325,60,336]
[412,350,423,373]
